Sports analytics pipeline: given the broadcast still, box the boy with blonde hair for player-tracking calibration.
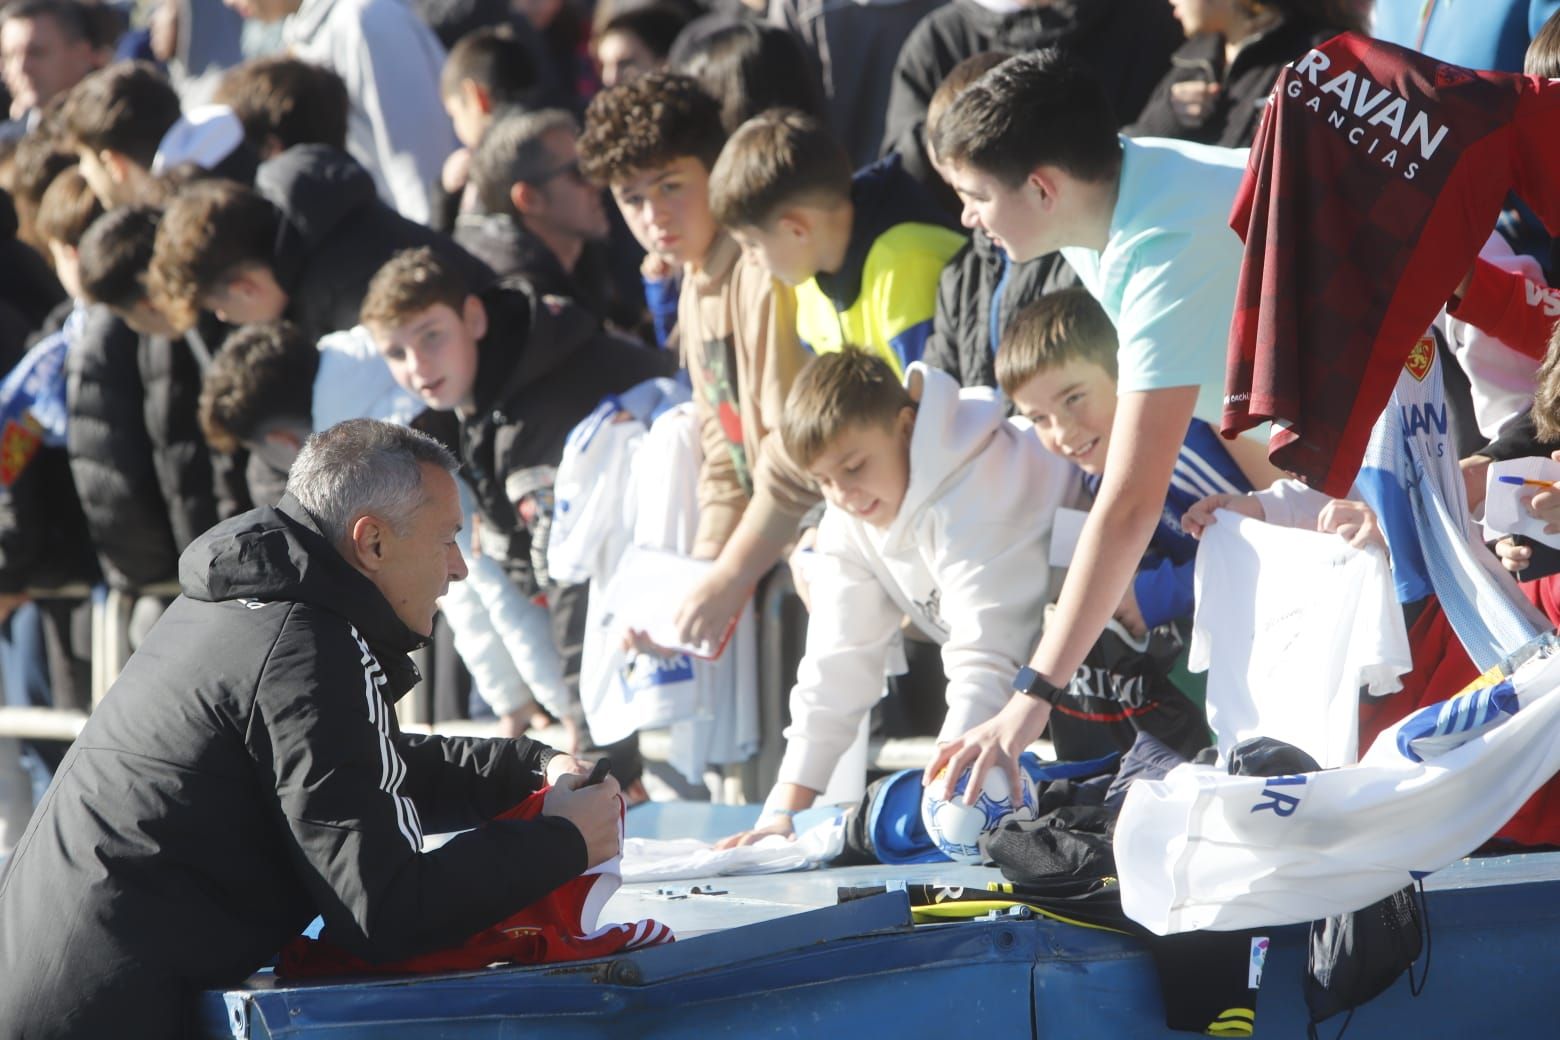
[718,349,1078,847]
[708,108,963,376]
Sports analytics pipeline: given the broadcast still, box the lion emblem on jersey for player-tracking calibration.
[1404,336,1434,382]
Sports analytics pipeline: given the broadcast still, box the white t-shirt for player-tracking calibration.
[1191,511,1412,768]
[1117,638,1560,935]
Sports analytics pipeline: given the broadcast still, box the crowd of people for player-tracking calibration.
[3,0,1560,1032]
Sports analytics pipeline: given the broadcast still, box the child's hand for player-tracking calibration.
[712,816,795,851]
[674,568,748,654]
[1495,536,1532,574]
[1317,499,1387,553]
[1182,492,1264,538]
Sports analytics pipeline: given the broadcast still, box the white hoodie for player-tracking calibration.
[776,364,1083,792]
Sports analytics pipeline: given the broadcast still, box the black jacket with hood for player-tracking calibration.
[923,230,1077,392]
[1127,16,1345,148]
[257,144,495,345]
[458,280,675,594]
[66,304,183,590]
[882,0,1183,210]
[0,495,585,1038]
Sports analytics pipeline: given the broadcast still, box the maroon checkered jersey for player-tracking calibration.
[1223,33,1560,496]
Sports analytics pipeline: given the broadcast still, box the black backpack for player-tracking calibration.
[1304,882,1431,1039]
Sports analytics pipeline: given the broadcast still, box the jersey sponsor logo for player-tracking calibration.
[1403,336,1434,382]
[1250,774,1307,817]
[1523,277,1560,318]
[1399,400,1448,438]
[1286,47,1450,181]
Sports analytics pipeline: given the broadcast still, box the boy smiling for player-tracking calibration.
[716,349,1079,847]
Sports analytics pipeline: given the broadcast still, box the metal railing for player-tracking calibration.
[0,582,178,742]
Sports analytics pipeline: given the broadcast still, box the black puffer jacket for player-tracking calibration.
[1128,16,1345,148]
[257,145,495,344]
[882,0,1183,210]
[459,281,675,594]
[65,305,181,591]
[0,495,583,1038]
[923,231,1077,392]
[139,332,221,552]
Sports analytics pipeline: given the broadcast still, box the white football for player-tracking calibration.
[921,766,1038,864]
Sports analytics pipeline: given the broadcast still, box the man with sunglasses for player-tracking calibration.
[459,108,645,335]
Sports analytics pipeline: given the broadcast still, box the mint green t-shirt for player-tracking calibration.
[1062,137,1249,424]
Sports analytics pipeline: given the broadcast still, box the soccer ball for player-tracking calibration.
[921,766,1038,864]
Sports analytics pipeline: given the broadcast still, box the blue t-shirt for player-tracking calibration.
[1085,419,1252,628]
[1062,137,1248,424]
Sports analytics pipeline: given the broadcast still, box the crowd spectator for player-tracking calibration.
[226,0,458,223]
[211,54,349,161]
[594,2,684,88]
[1,0,109,141]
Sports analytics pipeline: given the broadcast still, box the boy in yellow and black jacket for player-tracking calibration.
[708,108,964,376]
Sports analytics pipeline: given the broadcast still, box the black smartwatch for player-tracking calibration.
[1013,666,1063,703]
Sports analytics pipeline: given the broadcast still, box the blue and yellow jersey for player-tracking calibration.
[796,156,965,376]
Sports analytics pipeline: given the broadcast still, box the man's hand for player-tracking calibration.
[923,695,1051,807]
[712,815,795,850]
[674,566,749,652]
[544,753,591,787]
[1317,498,1387,553]
[543,773,622,869]
[1182,491,1265,539]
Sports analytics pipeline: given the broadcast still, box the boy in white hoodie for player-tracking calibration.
[716,348,1080,848]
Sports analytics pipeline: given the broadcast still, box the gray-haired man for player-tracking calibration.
[458,107,628,326]
[0,419,620,1038]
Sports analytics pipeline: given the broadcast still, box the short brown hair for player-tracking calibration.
[441,24,540,108]
[212,56,349,158]
[995,288,1118,398]
[61,61,182,169]
[199,321,320,453]
[34,165,102,247]
[360,246,471,330]
[148,178,283,333]
[76,204,158,309]
[577,71,725,186]
[708,108,850,231]
[781,348,912,469]
[925,51,1010,156]
[9,111,75,251]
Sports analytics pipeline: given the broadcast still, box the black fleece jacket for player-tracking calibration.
[458,280,675,593]
[0,496,584,1038]
[1128,16,1346,148]
[882,0,1183,210]
[257,145,495,345]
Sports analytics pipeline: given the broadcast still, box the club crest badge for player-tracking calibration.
[1404,336,1434,382]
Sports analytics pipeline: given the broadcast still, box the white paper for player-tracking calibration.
[597,545,731,658]
[1483,457,1560,550]
[1048,507,1090,567]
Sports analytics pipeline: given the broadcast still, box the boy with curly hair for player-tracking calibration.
[578,72,819,650]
